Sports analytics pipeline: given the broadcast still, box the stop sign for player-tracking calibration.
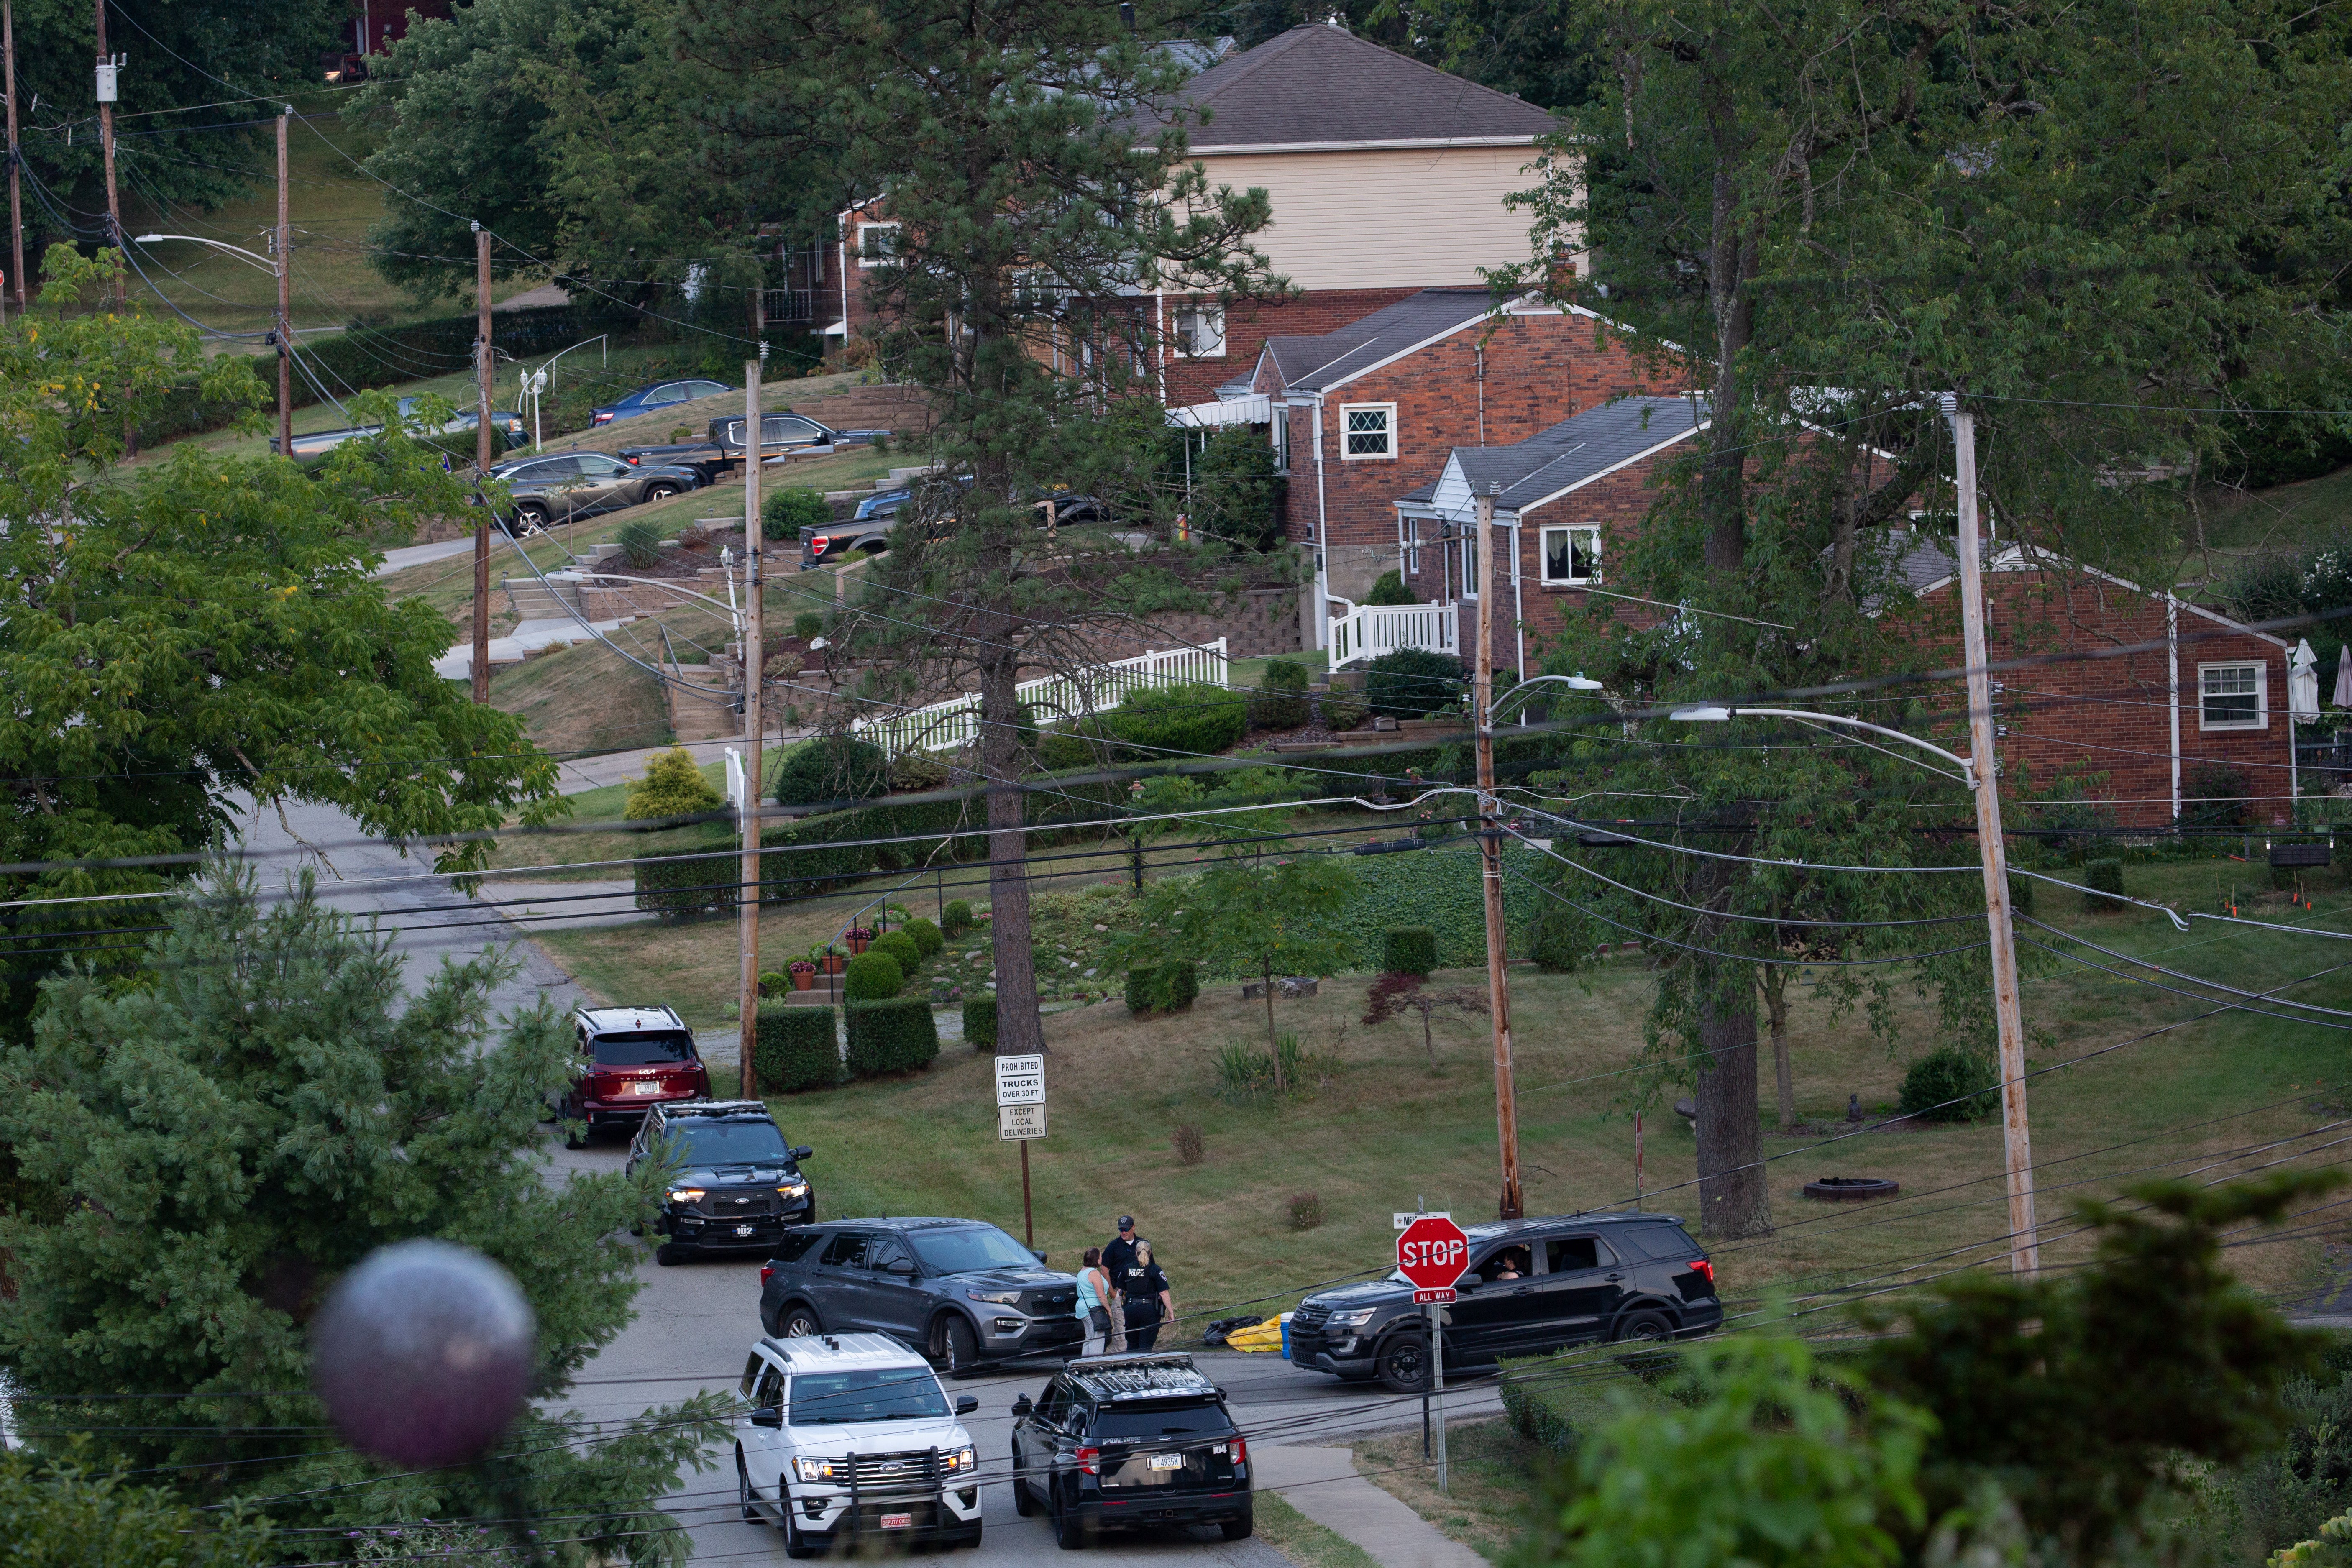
[1395,1215,1470,1293]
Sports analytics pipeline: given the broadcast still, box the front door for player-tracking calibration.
[1442,1242,1541,1363]
[1518,1234,1629,1352]
[862,1237,929,1343]
[739,1354,789,1511]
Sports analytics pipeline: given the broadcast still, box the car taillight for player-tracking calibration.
[810,537,831,556]
[1075,1446,1100,1476]
[760,1265,774,1288]
[1691,1258,1716,1287]
[1227,1437,1246,1465]
[594,412,612,424]
[626,454,639,464]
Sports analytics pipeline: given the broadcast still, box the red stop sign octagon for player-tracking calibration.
[1395,1215,1470,1292]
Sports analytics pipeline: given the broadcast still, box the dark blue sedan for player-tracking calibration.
[589,377,736,426]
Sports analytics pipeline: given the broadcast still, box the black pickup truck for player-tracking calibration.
[619,411,889,483]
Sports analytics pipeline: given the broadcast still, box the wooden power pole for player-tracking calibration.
[471,223,493,703]
[92,0,120,305]
[1943,393,2039,1276]
[274,105,291,461]
[737,359,765,1099]
[4,0,23,317]
[1472,486,1525,1220]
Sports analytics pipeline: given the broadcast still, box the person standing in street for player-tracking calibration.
[1125,1241,1174,1351]
[1076,1247,1122,1356]
[1103,1214,1141,1290]
[1105,1215,1152,1350]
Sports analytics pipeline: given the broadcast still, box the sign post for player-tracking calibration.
[995,1054,1046,1249]
[1395,1212,1468,1493]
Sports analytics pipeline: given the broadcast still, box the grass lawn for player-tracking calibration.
[487,639,673,757]
[2188,465,2352,564]
[1253,1491,1385,1568]
[522,844,2352,1323]
[1355,1421,1555,1563]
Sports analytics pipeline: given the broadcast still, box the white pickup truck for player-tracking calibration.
[733,1330,983,1558]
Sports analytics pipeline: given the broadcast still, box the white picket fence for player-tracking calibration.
[1328,599,1458,667]
[852,639,1230,755]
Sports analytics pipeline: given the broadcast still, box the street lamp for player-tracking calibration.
[1669,704,1975,781]
[136,231,290,455]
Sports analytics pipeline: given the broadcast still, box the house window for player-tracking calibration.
[857,223,901,266]
[2199,662,2267,730]
[1271,407,1290,475]
[1541,526,1601,585]
[1173,303,1225,358]
[1341,403,1396,460]
[1457,529,1478,599]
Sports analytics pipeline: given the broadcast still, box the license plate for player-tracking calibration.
[1148,1453,1185,1471]
[627,1080,663,1096]
[735,1224,755,1238]
[880,1512,913,1530]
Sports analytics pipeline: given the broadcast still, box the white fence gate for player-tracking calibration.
[1328,599,1458,667]
[852,639,1230,755]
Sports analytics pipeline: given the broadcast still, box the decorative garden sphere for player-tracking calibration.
[311,1239,536,1469]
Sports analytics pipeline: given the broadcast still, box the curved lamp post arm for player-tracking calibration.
[1728,706,1976,783]
[131,233,277,276]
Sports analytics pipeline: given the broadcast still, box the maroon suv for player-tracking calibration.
[560,1005,713,1146]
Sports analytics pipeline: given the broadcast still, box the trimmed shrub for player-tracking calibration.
[901,916,945,958]
[1037,722,1113,772]
[2082,858,2126,912]
[617,518,663,569]
[625,747,721,821]
[772,734,891,806]
[962,996,998,1051]
[1500,1361,1582,1456]
[1365,570,1415,606]
[762,486,830,542]
[754,1005,839,1092]
[888,752,951,791]
[1249,660,1312,730]
[1364,648,1464,718]
[1124,967,1161,1016]
[1159,958,1199,1012]
[872,930,922,972]
[758,970,790,998]
[843,952,903,1000]
[1319,692,1369,732]
[943,900,975,938]
[632,855,733,917]
[1382,927,1439,977]
[847,998,940,1076]
[1897,1044,2000,1123]
[1107,681,1249,758]
[793,610,825,641]
[2182,762,2250,829]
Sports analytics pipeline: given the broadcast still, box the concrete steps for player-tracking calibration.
[664,663,742,747]
[502,574,584,621]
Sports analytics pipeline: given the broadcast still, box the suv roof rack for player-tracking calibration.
[573,1004,687,1033]
[1065,1356,1219,1402]
[662,1099,771,1117]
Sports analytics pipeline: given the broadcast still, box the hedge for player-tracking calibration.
[962,996,998,1051]
[1364,649,1465,718]
[2082,858,2125,912]
[844,952,903,1000]
[1124,960,1200,1016]
[1898,1044,1999,1123]
[632,851,737,918]
[754,1005,840,1093]
[1498,1359,1582,1457]
[1382,927,1438,977]
[847,999,940,1076]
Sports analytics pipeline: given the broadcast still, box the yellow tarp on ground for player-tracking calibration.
[1226,1317,1285,1352]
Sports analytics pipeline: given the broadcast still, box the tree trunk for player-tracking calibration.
[978,645,1044,1055]
[1694,977,1770,1238]
[1763,971,1796,1131]
[1263,959,1283,1090]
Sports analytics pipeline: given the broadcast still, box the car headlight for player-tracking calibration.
[966,1289,1022,1306]
[666,1188,706,1205]
[793,1457,841,1484]
[1325,1307,1377,1328]
[943,1445,977,1473]
[778,1182,809,1199]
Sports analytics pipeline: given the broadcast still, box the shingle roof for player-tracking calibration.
[1262,289,1497,391]
[1459,397,1705,512]
[1129,23,1555,150]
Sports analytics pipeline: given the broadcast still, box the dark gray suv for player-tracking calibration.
[1287,1211,1722,1392]
[759,1219,1081,1372]
[489,449,702,532]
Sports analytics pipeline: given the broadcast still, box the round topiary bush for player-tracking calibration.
[1897,1044,1999,1123]
[1382,927,1438,977]
[843,951,904,1001]
[872,930,922,972]
[1365,649,1465,719]
[900,916,944,958]
[772,734,891,806]
[1364,570,1415,606]
[762,486,831,542]
[942,900,975,938]
[624,747,721,821]
[793,610,825,642]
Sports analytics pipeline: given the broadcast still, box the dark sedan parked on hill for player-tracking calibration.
[488,449,702,532]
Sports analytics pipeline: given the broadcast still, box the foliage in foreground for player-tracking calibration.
[0,1456,276,1566]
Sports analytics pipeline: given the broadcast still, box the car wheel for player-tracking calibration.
[513,503,550,535]
[737,1450,760,1523]
[1375,1332,1429,1394]
[1053,1480,1088,1550]
[781,1303,822,1338]
[939,1314,979,1373]
[1613,1309,1675,1344]
[646,482,679,502]
[1011,1447,1036,1517]
[655,1243,688,1266]
[781,1498,817,1560]
[1220,1500,1255,1541]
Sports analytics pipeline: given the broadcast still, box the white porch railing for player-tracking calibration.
[1328,599,1458,667]
[852,639,1230,755]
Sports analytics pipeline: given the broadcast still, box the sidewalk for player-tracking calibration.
[1253,1445,1487,1568]
[429,616,634,682]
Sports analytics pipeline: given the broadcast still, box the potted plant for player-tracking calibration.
[787,959,818,992]
[845,926,875,954]
[820,945,847,976]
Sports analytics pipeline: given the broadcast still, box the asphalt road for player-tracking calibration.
[238,798,1502,1563]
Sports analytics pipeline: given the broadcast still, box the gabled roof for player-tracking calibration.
[1902,539,2291,647]
[1450,397,1706,514]
[1259,289,1499,393]
[1127,23,1555,151]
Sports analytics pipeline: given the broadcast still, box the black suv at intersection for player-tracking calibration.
[1009,1353,1253,1548]
[1288,1211,1721,1392]
[626,1100,815,1266]
[759,1218,1081,1371]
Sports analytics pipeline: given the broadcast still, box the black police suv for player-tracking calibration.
[1287,1211,1722,1392]
[626,1100,816,1265]
[758,1218,1081,1371]
[1009,1353,1253,1548]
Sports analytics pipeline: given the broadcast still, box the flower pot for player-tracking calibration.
[822,954,845,975]
[791,970,814,992]
[846,931,872,954]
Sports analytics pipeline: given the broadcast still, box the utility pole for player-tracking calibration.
[92,0,120,305]
[471,223,492,703]
[737,359,766,1100]
[274,105,291,461]
[1472,486,1524,1221]
[1943,393,2039,1277]
[4,0,23,317]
